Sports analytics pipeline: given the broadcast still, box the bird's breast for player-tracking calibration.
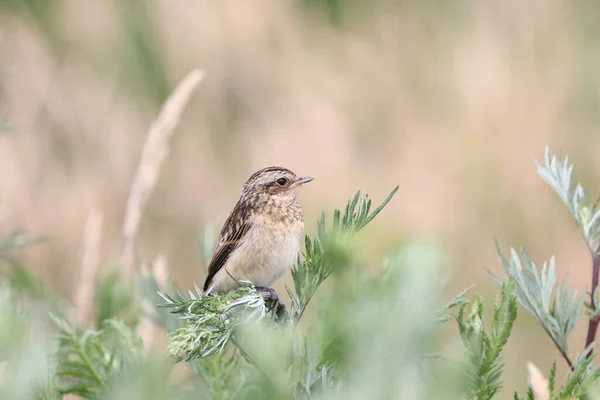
[230,211,303,287]
[252,213,303,265]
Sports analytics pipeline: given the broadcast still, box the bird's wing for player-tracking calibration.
[203,205,253,291]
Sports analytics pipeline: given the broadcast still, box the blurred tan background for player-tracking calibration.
[1,0,600,397]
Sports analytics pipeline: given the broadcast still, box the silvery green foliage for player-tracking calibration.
[158,284,269,361]
[436,286,471,323]
[492,147,600,371]
[556,346,600,399]
[291,328,337,398]
[535,146,600,254]
[535,146,600,350]
[496,146,600,398]
[494,246,583,365]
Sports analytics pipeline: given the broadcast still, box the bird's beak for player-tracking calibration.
[294,176,314,186]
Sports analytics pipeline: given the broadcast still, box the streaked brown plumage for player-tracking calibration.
[203,167,313,294]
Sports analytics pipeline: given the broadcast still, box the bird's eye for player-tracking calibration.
[276,178,288,186]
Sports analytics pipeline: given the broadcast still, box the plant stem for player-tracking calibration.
[532,309,574,370]
[295,299,311,325]
[585,254,600,356]
[76,346,109,390]
[546,328,574,371]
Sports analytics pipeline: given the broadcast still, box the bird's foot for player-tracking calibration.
[255,286,287,321]
[255,286,279,302]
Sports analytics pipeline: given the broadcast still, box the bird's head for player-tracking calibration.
[242,166,313,201]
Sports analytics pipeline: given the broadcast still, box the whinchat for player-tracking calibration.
[203,167,313,294]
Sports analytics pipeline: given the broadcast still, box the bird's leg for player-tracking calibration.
[255,286,287,321]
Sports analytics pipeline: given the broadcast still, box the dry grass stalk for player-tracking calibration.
[119,69,205,280]
[74,210,103,327]
[153,254,170,289]
[527,361,550,400]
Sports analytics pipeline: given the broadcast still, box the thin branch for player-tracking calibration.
[295,297,312,325]
[543,324,574,371]
[525,300,574,371]
[520,297,574,370]
[120,69,204,280]
[296,299,310,325]
[585,254,600,356]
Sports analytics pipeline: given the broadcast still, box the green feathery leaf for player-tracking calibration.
[455,279,517,400]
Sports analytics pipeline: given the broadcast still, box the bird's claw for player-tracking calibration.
[255,286,279,302]
[255,286,287,320]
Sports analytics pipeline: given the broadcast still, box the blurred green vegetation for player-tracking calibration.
[2,0,600,398]
[1,175,599,399]
[0,189,479,399]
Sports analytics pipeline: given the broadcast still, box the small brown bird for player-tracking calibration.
[203,167,313,294]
